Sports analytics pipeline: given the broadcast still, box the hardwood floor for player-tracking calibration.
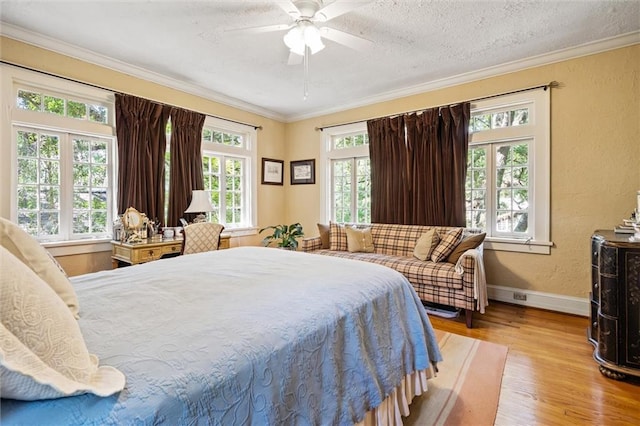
[427,302,640,426]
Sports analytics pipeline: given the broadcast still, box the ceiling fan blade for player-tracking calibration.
[287,51,304,66]
[314,0,370,22]
[319,26,373,51]
[226,23,292,35]
[275,1,301,19]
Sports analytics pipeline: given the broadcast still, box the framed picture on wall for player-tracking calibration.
[290,159,315,185]
[261,158,284,185]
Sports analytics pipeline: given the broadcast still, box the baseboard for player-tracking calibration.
[487,284,589,317]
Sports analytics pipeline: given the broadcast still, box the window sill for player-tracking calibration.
[484,238,552,254]
[42,238,113,256]
[222,227,258,237]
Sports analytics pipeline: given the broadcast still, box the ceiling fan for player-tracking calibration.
[230,0,373,65]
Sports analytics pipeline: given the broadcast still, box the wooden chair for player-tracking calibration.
[182,222,225,255]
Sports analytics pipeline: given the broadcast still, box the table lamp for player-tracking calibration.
[184,190,215,223]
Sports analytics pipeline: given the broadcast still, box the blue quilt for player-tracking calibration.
[1,247,441,425]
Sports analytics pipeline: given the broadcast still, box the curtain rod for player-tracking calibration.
[315,81,559,131]
[1,60,263,131]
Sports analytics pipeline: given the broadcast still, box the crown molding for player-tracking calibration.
[286,31,640,123]
[0,22,286,122]
[2,22,637,124]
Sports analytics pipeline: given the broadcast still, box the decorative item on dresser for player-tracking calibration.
[120,207,149,243]
[588,230,640,381]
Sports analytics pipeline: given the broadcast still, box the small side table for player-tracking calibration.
[111,234,230,268]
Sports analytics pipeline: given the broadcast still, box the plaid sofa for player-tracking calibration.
[301,222,484,327]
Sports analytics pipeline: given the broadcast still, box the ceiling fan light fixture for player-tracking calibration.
[284,20,325,56]
[304,25,325,54]
[308,40,325,55]
[283,26,304,51]
[290,44,305,56]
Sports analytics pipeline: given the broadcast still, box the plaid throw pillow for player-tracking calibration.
[329,222,348,251]
[431,228,464,262]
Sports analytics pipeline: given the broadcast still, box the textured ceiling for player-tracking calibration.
[1,0,639,121]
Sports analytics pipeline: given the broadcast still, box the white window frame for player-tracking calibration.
[321,122,369,224]
[200,116,257,236]
[1,65,116,255]
[14,126,114,240]
[469,89,551,254]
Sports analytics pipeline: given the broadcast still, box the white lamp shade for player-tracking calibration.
[184,190,215,213]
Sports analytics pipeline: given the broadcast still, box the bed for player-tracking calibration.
[1,246,442,425]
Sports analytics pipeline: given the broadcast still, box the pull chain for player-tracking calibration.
[303,46,309,100]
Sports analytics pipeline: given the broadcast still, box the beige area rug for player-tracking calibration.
[404,330,508,426]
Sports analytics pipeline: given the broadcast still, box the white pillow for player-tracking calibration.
[0,246,125,400]
[0,217,79,318]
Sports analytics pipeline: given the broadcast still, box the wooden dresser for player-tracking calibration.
[111,234,230,268]
[588,230,640,380]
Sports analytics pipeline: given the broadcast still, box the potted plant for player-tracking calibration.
[259,223,304,250]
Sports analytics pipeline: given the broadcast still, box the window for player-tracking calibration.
[4,66,116,244]
[323,123,371,224]
[17,88,108,123]
[16,129,112,239]
[202,153,246,225]
[200,117,257,231]
[467,89,551,253]
[321,90,550,254]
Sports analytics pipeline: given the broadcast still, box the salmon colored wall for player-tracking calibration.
[285,45,640,299]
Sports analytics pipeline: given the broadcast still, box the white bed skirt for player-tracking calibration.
[356,366,434,426]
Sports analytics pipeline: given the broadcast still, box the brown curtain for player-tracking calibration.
[167,107,206,227]
[115,94,170,223]
[439,103,470,226]
[368,102,469,226]
[406,112,432,223]
[367,116,410,224]
[408,103,470,226]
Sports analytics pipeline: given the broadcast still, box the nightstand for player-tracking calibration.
[111,234,230,268]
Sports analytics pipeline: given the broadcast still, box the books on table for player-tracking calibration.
[615,223,636,234]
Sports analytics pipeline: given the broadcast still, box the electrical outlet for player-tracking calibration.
[513,292,527,301]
